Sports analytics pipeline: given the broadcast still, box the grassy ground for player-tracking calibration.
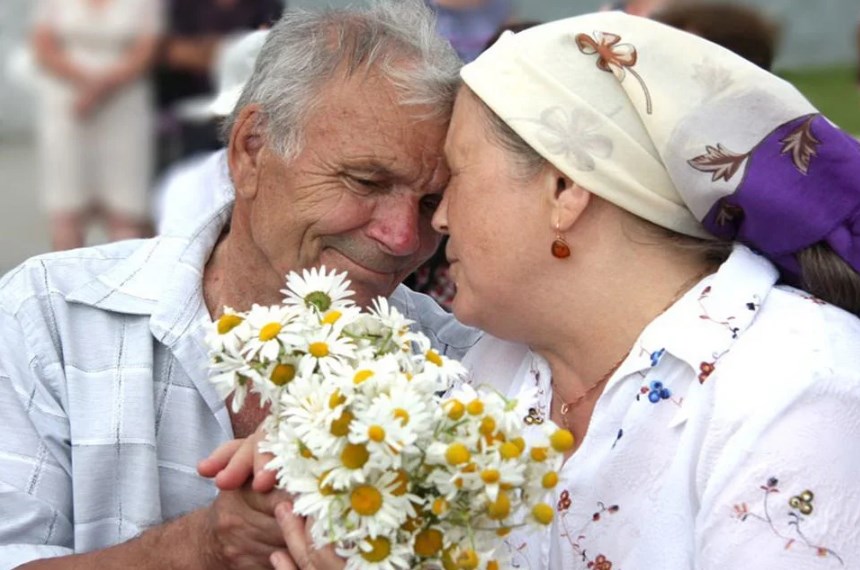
[780,65,860,135]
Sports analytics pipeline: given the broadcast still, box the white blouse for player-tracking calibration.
[462,245,860,569]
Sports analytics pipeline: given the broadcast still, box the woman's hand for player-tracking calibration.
[198,425,278,492]
[270,503,346,570]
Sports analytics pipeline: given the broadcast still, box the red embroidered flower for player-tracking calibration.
[590,554,613,570]
[558,490,572,511]
[698,361,715,383]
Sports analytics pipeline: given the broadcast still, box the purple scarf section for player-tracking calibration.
[701,114,860,282]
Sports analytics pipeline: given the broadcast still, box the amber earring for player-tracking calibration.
[551,221,570,259]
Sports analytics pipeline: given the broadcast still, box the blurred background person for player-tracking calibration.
[154,0,283,169]
[601,0,668,17]
[426,0,514,63]
[31,0,163,251]
[653,2,779,71]
[152,30,268,236]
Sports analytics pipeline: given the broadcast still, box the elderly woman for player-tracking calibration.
[211,12,860,569]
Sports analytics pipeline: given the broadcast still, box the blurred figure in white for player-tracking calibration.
[31,0,163,251]
[152,30,268,236]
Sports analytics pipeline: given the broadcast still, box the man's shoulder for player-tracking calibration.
[0,237,182,315]
[390,285,482,360]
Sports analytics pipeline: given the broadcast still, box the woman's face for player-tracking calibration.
[432,90,547,333]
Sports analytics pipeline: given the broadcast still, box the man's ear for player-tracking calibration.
[544,169,591,232]
[227,105,266,200]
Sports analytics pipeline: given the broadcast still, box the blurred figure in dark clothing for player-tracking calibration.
[155,0,283,166]
[653,3,778,71]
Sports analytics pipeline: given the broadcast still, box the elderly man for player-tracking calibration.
[0,2,476,568]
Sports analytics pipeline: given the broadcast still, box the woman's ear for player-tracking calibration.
[550,171,591,232]
[227,105,266,200]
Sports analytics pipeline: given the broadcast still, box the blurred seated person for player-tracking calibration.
[427,0,514,63]
[155,0,283,167]
[653,2,779,71]
[153,30,268,235]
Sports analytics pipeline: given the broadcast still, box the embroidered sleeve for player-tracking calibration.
[696,387,860,568]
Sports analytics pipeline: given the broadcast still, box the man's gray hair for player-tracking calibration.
[222,0,462,159]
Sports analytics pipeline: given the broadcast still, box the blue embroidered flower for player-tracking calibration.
[649,348,666,367]
[647,380,671,403]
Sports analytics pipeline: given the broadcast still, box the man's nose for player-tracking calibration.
[367,194,422,257]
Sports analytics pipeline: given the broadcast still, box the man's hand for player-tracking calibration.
[203,485,293,569]
[269,503,346,570]
[198,426,278,493]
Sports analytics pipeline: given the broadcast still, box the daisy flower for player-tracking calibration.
[242,304,303,362]
[206,306,252,353]
[282,266,355,313]
[297,326,357,378]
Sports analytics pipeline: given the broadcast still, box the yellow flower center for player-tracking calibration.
[299,444,315,459]
[328,389,346,410]
[542,471,559,489]
[259,322,282,341]
[480,469,501,484]
[425,349,443,367]
[499,441,522,460]
[495,527,511,537]
[487,491,511,520]
[530,447,549,462]
[445,442,470,466]
[217,314,243,334]
[550,429,575,453]
[479,416,495,436]
[445,399,465,421]
[321,310,342,325]
[487,560,500,570]
[456,548,480,570]
[270,363,296,386]
[350,484,383,516]
[393,408,410,426]
[431,497,448,516]
[341,443,369,469]
[414,528,443,557]
[309,342,329,358]
[353,369,374,385]
[511,437,526,453]
[360,537,391,563]
[466,399,484,416]
[318,472,335,496]
[392,469,409,496]
[532,503,554,525]
[368,425,385,442]
[330,410,353,437]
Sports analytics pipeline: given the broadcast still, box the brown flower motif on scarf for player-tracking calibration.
[575,31,653,114]
[780,115,821,175]
[688,143,749,182]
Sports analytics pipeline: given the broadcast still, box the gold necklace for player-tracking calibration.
[551,265,715,430]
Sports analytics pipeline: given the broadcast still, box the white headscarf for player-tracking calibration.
[461,11,817,240]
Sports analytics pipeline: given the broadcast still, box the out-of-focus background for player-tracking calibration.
[1,0,859,278]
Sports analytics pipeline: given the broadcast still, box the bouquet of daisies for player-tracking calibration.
[206,267,572,570]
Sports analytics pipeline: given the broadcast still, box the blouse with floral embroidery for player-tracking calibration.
[460,245,860,569]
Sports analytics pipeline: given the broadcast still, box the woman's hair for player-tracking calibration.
[799,243,860,316]
[221,0,462,159]
[474,91,860,316]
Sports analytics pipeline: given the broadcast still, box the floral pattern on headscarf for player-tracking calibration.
[575,31,653,114]
[529,106,614,171]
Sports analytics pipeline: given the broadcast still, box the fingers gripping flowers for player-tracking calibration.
[206,267,573,569]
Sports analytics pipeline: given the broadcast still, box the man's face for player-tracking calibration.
[232,72,449,308]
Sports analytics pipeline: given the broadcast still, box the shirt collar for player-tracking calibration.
[622,244,779,380]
